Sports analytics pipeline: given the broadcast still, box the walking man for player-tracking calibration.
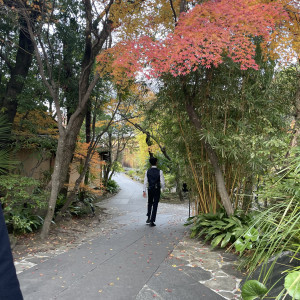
[143,157,165,227]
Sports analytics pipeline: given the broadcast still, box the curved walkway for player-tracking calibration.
[17,174,242,299]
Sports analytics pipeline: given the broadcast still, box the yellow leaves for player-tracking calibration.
[136,131,149,165]
[109,0,176,40]
[261,0,300,63]
[95,120,109,128]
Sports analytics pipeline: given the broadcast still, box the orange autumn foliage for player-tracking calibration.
[266,0,300,62]
[13,110,58,145]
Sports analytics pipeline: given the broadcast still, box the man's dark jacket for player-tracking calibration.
[0,205,23,299]
[147,168,161,190]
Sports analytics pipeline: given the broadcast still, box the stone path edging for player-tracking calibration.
[166,237,243,299]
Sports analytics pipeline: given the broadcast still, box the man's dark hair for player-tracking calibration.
[149,157,157,166]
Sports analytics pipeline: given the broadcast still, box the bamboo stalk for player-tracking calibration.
[213,180,217,212]
[230,168,239,198]
[235,179,241,210]
[178,116,207,213]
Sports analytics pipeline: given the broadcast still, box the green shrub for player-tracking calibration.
[241,271,300,300]
[55,193,67,211]
[127,170,135,178]
[56,190,97,217]
[68,200,94,217]
[0,175,48,233]
[106,179,120,194]
[112,161,124,173]
[240,149,300,299]
[239,148,300,271]
[185,210,259,250]
[164,173,176,191]
[74,191,96,216]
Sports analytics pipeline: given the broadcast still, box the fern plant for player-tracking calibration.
[185,210,259,250]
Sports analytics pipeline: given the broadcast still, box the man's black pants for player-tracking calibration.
[147,188,160,222]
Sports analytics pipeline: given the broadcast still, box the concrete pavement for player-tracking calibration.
[16,174,243,300]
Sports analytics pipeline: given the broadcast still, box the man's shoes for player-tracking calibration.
[149,222,156,227]
[146,218,151,224]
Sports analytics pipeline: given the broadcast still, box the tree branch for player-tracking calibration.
[119,113,172,161]
[56,98,121,218]
[169,0,177,23]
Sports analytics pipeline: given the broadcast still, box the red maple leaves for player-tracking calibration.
[97,0,288,79]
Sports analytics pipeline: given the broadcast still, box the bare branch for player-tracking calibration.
[169,0,177,23]
[68,71,100,129]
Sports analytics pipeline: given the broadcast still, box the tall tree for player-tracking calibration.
[98,0,295,216]
[9,0,115,238]
[0,1,38,127]
[14,0,166,238]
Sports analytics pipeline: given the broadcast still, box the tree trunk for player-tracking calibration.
[41,109,87,239]
[175,169,184,201]
[56,144,91,219]
[185,101,234,216]
[57,107,118,218]
[86,99,92,143]
[84,100,92,186]
[36,0,113,238]
[146,132,154,158]
[1,19,34,125]
[41,137,66,239]
[103,132,112,186]
[108,170,115,182]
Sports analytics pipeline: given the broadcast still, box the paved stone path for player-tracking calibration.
[156,238,243,299]
[16,174,243,299]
